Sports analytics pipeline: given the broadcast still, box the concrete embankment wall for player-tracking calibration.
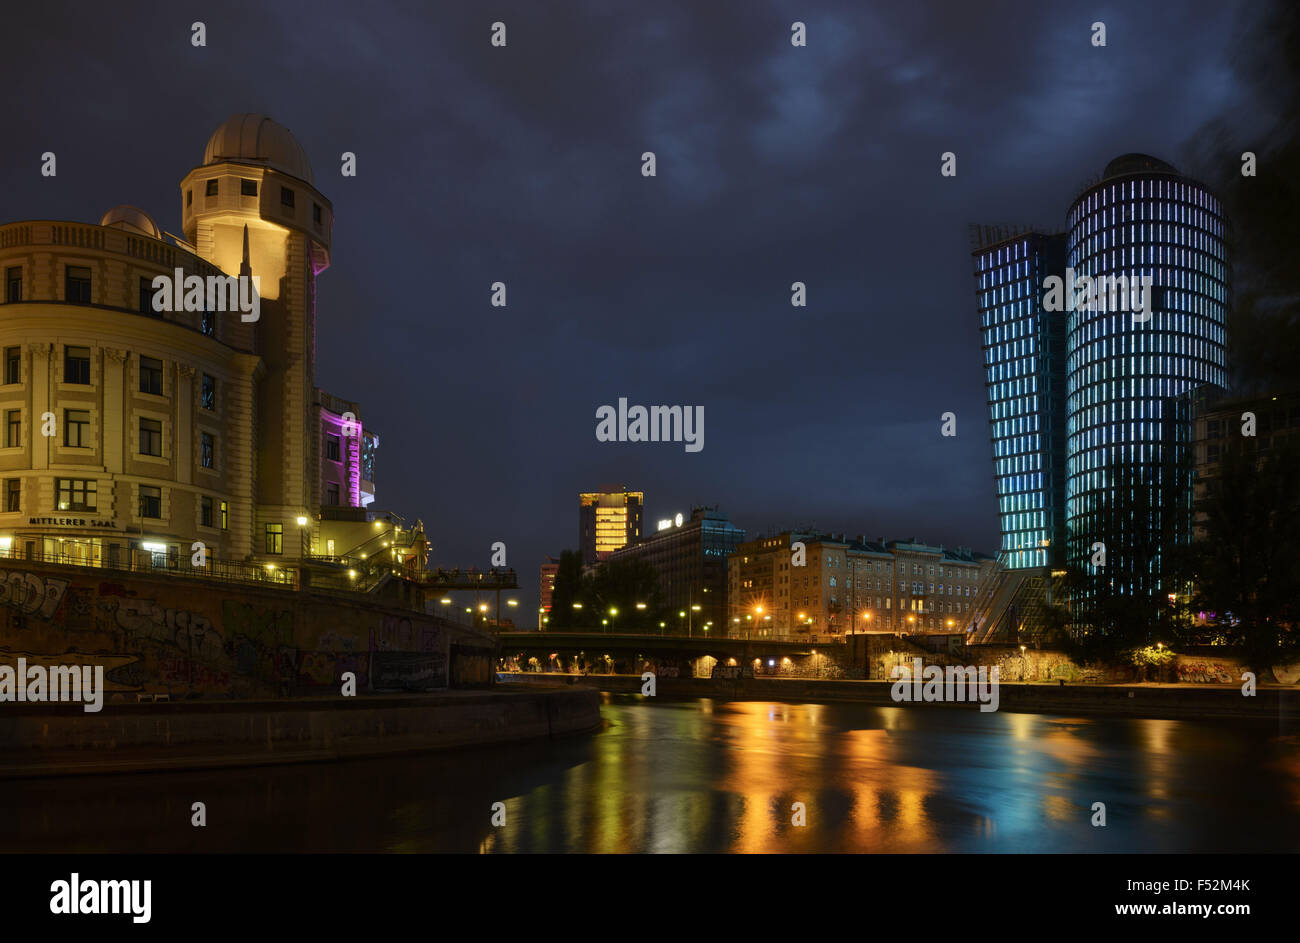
[0,559,496,699]
[529,673,1298,722]
[0,685,600,777]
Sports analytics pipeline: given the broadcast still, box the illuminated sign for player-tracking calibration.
[657,513,686,531]
[27,517,117,529]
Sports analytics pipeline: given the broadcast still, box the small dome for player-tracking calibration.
[203,114,313,184]
[1102,153,1179,179]
[99,205,161,239]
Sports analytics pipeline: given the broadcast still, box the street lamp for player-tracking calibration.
[1020,644,1027,681]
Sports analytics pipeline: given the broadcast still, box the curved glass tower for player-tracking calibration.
[1064,154,1228,599]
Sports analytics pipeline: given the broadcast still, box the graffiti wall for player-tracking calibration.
[0,562,484,700]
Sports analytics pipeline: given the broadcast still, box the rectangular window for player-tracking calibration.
[220,500,228,530]
[139,417,162,456]
[4,346,18,384]
[280,186,295,208]
[201,374,216,410]
[65,266,91,304]
[313,202,322,224]
[64,409,90,447]
[201,310,216,337]
[5,267,20,303]
[265,523,283,554]
[201,432,215,469]
[200,496,214,528]
[64,345,91,384]
[4,478,19,512]
[138,485,161,519]
[205,179,218,197]
[139,356,163,395]
[4,410,19,448]
[325,434,340,462]
[140,276,158,316]
[56,478,96,511]
[186,189,193,207]
[326,482,340,506]
[241,179,258,196]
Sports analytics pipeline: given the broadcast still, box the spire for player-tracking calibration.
[239,223,252,277]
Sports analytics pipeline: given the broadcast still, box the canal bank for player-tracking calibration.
[511,673,1298,722]
[0,683,600,779]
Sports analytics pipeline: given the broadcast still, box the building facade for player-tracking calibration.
[579,485,643,565]
[728,532,995,636]
[604,506,743,634]
[1189,388,1300,540]
[0,114,372,569]
[539,555,559,627]
[1064,154,1228,604]
[972,154,1230,632]
[971,228,1068,569]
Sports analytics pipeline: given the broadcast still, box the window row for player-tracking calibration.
[2,477,228,526]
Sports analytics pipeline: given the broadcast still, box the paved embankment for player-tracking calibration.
[507,673,1298,722]
[0,683,600,778]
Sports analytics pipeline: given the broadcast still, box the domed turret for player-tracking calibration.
[203,114,314,184]
[99,204,161,239]
[1101,153,1179,180]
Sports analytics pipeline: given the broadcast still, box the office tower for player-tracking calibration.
[1064,155,1228,602]
[971,154,1228,635]
[579,485,643,565]
[971,228,1068,569]
[607,506,744,634]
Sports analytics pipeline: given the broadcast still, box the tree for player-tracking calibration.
[1182,436,1300,675]
[1064,461,1177,663]
[546,550,584,629]
[582,558,664,632]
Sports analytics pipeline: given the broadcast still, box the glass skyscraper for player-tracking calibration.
[971,228,1068,570]
[1064,155,1227,596]
[972,154,1228,625]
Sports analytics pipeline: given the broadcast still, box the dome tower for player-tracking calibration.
[181,115,334,543]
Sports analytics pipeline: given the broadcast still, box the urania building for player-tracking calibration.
[0,115,377,571]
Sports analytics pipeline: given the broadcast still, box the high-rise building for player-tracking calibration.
[539,555,559,625]
[972,153,1229,632]
[579,485,642,565]
[605,506,744,634]
[971,229,1068,569]
[1064,155,1227,603]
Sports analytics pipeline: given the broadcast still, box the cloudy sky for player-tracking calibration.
[0,0,1268,613]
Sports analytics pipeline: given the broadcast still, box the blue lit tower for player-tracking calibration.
[971,227,1068,570]
[1064,154,1228,600]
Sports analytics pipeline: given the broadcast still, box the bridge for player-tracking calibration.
[496,631,845,662]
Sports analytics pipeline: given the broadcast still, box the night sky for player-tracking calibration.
[0,0,1269,614]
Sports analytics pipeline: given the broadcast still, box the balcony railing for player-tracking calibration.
[0,546,298,589]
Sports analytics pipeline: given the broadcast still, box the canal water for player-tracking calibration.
[4,695,1298,853]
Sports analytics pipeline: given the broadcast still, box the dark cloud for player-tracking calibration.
[0,0,1258,614]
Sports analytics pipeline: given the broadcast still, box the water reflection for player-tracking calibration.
[2,696,1297,853]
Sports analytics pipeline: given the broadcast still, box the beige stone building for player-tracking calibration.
[728,532,996,636]
[0,115,376,569]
